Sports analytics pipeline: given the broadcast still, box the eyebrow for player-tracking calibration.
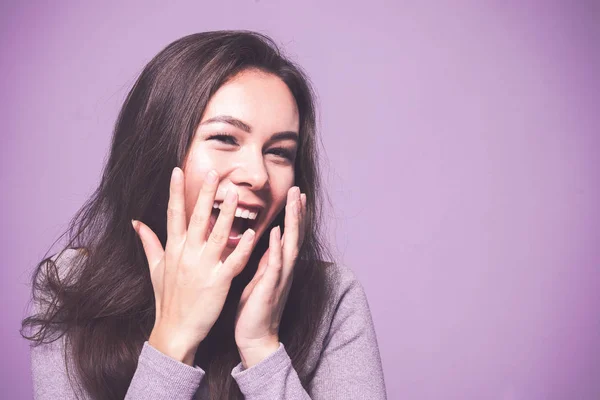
[200,115,299,142]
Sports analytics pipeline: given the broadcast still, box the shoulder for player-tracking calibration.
[29,250,88,398]
[31,248,87,313]
[316,261,375,339]
[322,262,369,309]
[322,261,359,286]
[302,262,380,375]
[50,247,88,268]
[43,247,87,280]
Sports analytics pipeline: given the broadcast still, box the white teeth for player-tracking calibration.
[212,201,259,220]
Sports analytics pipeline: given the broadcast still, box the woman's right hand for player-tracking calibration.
[131,167,256,366]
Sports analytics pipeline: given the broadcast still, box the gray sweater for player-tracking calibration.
[29,249,387,399]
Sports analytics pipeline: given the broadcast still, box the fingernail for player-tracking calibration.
[206,170,218,183]
[225,187,238,203]
[291,186,299,199]
[131,219,139,233]
[244,229,256,241]
[171,167,182,184]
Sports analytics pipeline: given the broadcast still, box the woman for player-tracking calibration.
[22,30,386,399]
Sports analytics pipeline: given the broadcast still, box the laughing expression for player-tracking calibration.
[182,68,300,259]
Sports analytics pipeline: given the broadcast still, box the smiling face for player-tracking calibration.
[182,68,300,259]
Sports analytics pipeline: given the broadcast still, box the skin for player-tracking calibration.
[132,69,307,369]
[182,68,300,259]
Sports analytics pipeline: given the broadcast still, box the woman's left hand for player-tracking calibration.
[234,186,306,368]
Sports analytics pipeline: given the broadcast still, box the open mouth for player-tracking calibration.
[209,202,260,240]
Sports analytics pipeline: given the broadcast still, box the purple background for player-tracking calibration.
[2,1,599,398]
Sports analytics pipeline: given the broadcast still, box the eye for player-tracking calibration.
[268,147,295,161]
[207,133,238,145]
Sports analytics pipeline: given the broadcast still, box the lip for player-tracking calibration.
[212,199,265,214]
[208,205,264,248]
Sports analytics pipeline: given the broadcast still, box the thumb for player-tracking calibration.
[132,219,164,274]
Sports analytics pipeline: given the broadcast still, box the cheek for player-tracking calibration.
[182,149,221,217]
[267,166,295,209]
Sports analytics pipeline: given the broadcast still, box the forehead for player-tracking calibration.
[200,69,299,133]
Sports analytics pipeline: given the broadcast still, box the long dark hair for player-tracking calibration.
[21,30,333,400]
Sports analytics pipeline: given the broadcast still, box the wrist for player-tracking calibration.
[238,339,280,369]
[148,328,199,366]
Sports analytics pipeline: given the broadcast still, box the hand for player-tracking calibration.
[234,186,306,368]
[131,167,256,365]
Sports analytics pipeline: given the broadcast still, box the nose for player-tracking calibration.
[229,148,269,191]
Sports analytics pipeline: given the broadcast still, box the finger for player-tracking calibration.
[299,192,307,247]
[263,226,283,289]
[186,169,219,248]
[282,187,301,270]
[221,228,256,280]
[255,246,271,279]
[203,187,238,262]
[165,167,187,246]
[132,219,164,274]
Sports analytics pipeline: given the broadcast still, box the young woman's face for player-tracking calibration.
[182,69,299,259]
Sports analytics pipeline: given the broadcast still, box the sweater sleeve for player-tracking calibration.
[30,326,206,399]
[29,249,206,399]
[230,266,387,399]
[124,342,205,399]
